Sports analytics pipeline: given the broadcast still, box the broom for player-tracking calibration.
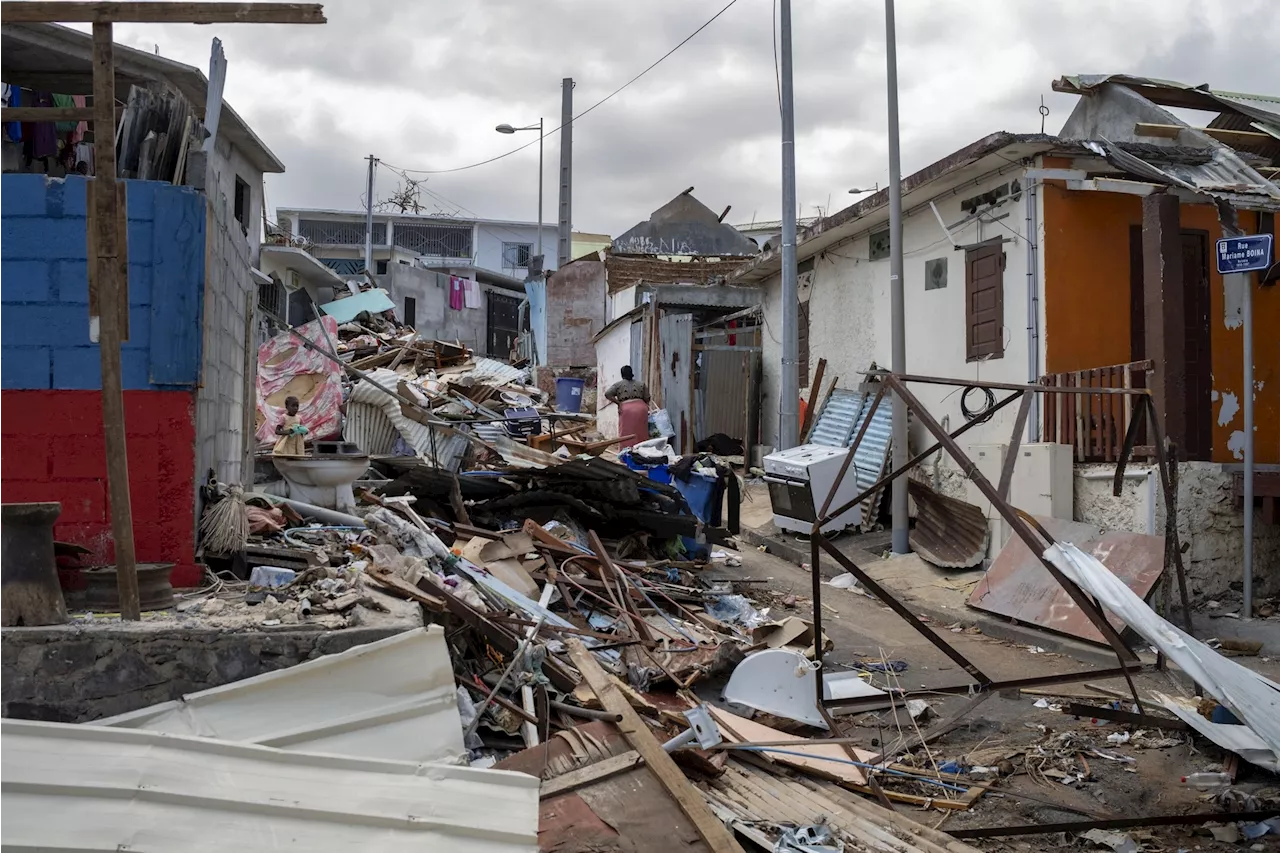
[200,483,248,555]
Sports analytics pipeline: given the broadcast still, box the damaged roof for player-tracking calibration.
[612,189,759,257]
[1054,74,1280,137]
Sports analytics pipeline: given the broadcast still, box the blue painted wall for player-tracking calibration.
[1,175,206,391]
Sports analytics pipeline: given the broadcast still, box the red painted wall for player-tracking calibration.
[1,390,200,587]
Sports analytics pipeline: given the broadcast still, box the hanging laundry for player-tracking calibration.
[51,93,77,134]
[72,95,88,143]
[463,278,482,309]
[2,85,22,141]
[23,91,59,160]
[448,275,465,311]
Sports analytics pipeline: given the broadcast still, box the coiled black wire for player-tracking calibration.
[960,385,997,423]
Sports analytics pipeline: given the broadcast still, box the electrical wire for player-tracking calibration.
[382,0,742,175]
[960,384,997,423]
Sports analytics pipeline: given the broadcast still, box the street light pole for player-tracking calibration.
[778,0,799,451]
[885,0,909,555]
[496,119,545,270]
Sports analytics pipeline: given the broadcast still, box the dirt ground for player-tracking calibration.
[704,543,1280,852]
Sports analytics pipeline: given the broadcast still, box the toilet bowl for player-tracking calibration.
[271,455,370,513]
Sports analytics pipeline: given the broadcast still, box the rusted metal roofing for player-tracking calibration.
[1085,139,1280,210]
[612,190,758,257]
[907,479,988,570]
[968,516,1164,645]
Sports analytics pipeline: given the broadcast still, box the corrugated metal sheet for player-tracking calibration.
[697,332,751,441]
[348,369,469,470]
[969,517,1164,645]
[658,312,693,454]
[343,400,399,455]
[98,627,468,765]
[705,760,983,853]
[454,357,527,388]
[809,388,893,529]
[3,719,540,853]
[907,479,988,569]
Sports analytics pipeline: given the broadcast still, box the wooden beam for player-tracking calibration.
[1,107,95,122]
[1135,121,1274,146]
[565,639,747,853]
[0,2,326,24]
[1133,122,1181,139]
[88,21,141,622]
[539,750,643,798]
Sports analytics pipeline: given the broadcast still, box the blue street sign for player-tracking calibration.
[1215,233,1273,275]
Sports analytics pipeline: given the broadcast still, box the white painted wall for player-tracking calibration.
[760,167,1037,465]
[595,321,634,439]
[208,137,265,266]
[608,284,638,323]
[474,221,560,278]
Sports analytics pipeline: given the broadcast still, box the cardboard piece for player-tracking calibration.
[459,537,540,598]
[749,616,832,658]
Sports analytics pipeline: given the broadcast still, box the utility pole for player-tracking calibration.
[885,0,909,554]
[363,154,377,276]
[557,77,574,268]
[777,0,799,450]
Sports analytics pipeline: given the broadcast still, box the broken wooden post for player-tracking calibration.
[0,503,69,627]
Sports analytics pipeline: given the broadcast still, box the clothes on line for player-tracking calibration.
[449,276,482,310]
[463,277,482,309]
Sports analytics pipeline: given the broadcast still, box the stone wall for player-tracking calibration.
[1075,461,1280,604]
[1,621,417,724]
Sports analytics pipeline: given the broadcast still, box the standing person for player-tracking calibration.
[272,396,308,456]
[605,366,650,450]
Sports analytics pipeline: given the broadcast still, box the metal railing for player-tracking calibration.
[1039,360,1153,462]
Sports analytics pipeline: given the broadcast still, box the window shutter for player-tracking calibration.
[965,242,1004,360]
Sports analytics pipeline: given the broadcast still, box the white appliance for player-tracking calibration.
[763,444,863,534]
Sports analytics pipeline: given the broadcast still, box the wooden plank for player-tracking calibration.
[707,705,871,785]
[799,357,826,440]
[0,106,95,122]
[0,2,327,24]
[89,20,141,622]
[540,750,643,798]
[565,639,747,853]
[365,567,446,611]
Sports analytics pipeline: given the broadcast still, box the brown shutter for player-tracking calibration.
[965,242,1005,361]
[798,299,811,387]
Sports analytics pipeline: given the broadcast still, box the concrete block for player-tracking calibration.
[1,217,89,259]
[51,260,89,303]
[0,346,52,390]
[53,347,152,390]
[123,179,157,222]
[125,219,154,266]
[0,435,52,481]
[1,260,52,302]
[2,304,87,346]
[45,176,89,218]
[0,174,51,216]
[127,263,153,306]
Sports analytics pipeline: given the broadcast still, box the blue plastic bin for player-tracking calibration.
[673,470,719,524]
[555,377,585,412]
[621,451,673,485]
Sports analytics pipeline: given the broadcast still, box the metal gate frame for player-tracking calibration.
[804,371,1192,731]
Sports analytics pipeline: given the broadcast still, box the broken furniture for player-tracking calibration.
[1,502,68,627]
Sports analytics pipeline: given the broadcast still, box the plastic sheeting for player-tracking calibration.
[3,719,539,853]
[1044,542,1280,757]
[255,316,343,443]
[98,627,467,765]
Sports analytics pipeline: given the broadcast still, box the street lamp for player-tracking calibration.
[496,119,544,267]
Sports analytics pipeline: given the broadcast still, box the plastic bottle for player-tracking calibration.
[1181,772,1231,789]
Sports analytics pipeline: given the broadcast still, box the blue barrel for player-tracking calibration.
[555,377,585,413]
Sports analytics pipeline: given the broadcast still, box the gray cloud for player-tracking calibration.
[106,0,1278,235]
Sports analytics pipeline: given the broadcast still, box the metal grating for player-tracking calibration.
[298,218,385,246]
[393,221,472,257]
[809,388,894,530]
[320,258,366,277]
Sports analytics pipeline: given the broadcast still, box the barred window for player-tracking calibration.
[502,242,532,269]
[298,218,385,245]
[392,220,472,257]
[320,258,365,276]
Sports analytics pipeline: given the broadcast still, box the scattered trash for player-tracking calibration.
[1080,828,1139,853]
[825,572,859,589]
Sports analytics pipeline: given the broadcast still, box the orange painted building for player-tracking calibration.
[1040,170,1279,465]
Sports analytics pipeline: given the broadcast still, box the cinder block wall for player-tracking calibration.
[1,175,207,586]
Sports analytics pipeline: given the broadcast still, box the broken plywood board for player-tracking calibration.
[460,536,540,598]
[968,516,1164,644]
[708,706,874,785]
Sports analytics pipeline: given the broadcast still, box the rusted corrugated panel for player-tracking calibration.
[968,516,1165,645]
[659,312,693,455]
[698,336,750,442]
[908,479,988,569]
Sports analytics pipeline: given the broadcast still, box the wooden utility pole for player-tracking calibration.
[0,2,326,619]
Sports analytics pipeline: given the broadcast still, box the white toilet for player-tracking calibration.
[270,455,370,513]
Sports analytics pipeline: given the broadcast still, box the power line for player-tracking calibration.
[382,0,741,176]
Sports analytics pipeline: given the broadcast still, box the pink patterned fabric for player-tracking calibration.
[255,316,344,445]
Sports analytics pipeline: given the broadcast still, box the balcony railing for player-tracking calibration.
[1039,360,1153,462]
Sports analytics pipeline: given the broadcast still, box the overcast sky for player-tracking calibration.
[108,0,1277,236]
